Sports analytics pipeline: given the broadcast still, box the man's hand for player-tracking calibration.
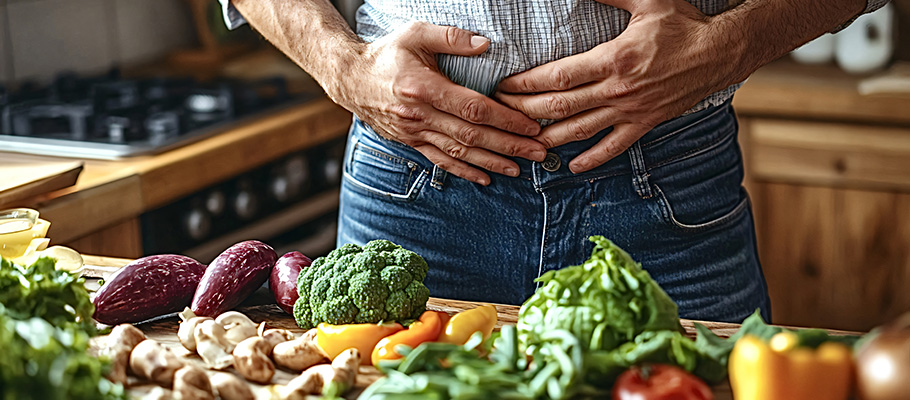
[334,22,545,185]
[495,0,733,174]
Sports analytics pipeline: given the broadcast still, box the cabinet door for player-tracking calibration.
[741,117,910,331]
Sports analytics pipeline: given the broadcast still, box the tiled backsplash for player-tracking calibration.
[0,0,194,85]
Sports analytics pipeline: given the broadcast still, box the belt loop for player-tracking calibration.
[628,141,653,199]
[430,165,447,190]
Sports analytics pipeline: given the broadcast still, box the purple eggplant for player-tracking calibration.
[93,254,206,325]
[191,240,278,317]
[270,251,312,314]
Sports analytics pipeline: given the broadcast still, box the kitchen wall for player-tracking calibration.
[895,0,910,60]
[0,0,195,86]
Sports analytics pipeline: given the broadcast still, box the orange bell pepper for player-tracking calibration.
[729,332,853,400]
[316,321,404,365]
[437,304,498,345]
[372,310,445,365]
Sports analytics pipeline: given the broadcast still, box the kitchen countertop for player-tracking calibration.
[1,97,353,244]
[733,59,910,125]
[82,254,864,399]
[5,58,910,245]
[81,255,741,399]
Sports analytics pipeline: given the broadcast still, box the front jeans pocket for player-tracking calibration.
[343,141,428,202]
[648,125,748,233]
[655,184,750,232]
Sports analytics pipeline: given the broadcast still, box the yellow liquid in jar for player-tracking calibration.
[0,218,38,259]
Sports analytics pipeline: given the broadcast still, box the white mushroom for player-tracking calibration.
[215,311,258,346]
[141,387,173,400]
[173,365,214,400]
[129,339,185,387]
[178,316,213,353]
[178,307,197,322]
[210,372,255,400]
[194,319,234,370]
[104,324,147,385]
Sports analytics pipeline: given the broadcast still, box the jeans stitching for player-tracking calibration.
[647,124,736,170]
[343,141,426,201]
[653,184,750,232]
[535,190,551,287]
[640,104,729,149]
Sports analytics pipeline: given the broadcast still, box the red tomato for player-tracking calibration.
[613,364,714,400]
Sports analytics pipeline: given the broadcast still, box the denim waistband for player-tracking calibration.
[518,100,734,188]
[351,99,735,189]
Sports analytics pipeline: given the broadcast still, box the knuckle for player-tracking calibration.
[443,142,469,159]
[394,80,426,100]
[545,95,572,118]
[540,136,558,149]
[609,48,637,75]
[458,125,481,146]
[459,98,487,123]
[501,142,523,157]
[612,82,638,98]
[392,104,424,121]
[444,26,464,48]
[480,160,499,172]
[567,120,595,141]
[602,139,626,158]
[549,65,572,90]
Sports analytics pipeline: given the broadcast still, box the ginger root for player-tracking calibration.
[272,331,328,372]
[278,348,360,399]
[232,336,275,384]
[258,322,295,352]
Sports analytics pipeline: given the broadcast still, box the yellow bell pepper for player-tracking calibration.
[729,332,853,400]
[436,304,498,345]
[316,322,404,365]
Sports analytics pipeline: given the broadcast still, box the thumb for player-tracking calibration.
[409,23,490,56]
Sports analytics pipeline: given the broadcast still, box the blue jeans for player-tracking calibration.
[337,101,771,323]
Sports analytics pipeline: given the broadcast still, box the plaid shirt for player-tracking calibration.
[221,0,889,114]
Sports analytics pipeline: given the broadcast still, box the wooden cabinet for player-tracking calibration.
[735,62,910,331]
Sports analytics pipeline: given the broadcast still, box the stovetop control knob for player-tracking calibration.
[183,206,211,242]
[270,174,291,203]
[205,190,226,216]
[233,181,259,220]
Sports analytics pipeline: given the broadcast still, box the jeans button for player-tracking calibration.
[542,152,561,172]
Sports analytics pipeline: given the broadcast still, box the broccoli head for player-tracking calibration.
[293,239,431,329]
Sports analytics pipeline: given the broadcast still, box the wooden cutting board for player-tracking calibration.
[0,153,84,208]
[82,255,739,399]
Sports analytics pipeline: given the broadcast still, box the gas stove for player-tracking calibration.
[0,70,311,159]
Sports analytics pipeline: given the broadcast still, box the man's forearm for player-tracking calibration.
[716,0,865,84]
[231,0,364,99]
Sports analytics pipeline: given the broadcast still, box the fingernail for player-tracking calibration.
[525,124,540,136]
[531,150,547,162]
[470,35,490,49]
[504,167,519,177]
